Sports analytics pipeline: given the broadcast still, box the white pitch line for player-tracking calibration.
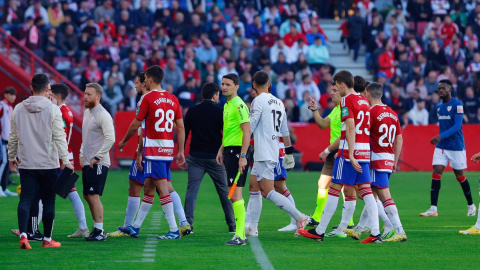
[140,212,163,263]
[249,237,275,270]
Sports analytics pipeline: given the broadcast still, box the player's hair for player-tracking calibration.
[85,82,103,96]
[366,82,383,99]
[333,70,354,88]
[4,87,16,95]
[222,73,239,85]
[30,73,49,94]
[50,83,69,101]
[253,70,270,87]
[354,75,367,93]
[145,65,165,84]
[137,72,145,83]
[439,79,453,89]
[202,83,220,100]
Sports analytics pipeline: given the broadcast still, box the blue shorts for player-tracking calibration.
[370,170,391,189]
[274,157,287,181]
[331,157,342,184]
[144,160,172,181]
[129,160,145,185]
[336,158,371,186]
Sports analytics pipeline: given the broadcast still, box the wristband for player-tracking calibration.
[310,108,317,112]
[285,146,294,155]
[324,148,331,154]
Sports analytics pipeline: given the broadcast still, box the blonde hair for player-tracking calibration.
[85,83,103,96]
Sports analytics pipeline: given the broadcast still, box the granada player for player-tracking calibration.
[119,65,186,240]
[299,70,381,243]
[51,84,89,238]
[345,82,406,242]
[459,151,480,235]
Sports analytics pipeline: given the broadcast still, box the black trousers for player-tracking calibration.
[0,140,10,191]
[18,169,58,238]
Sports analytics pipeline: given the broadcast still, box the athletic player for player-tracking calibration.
[345,82,407,242]
[119,65,187,239]
[299,70,381,243]
[216,73,251,245]
[459,151,480,234]
[108,73,148,237]
[246,71,308,237]
[420,79,476,217]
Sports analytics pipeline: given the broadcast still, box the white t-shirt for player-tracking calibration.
[250,92,289,162]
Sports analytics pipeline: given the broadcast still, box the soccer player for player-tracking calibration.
[119,65,187,240]
[108,72,150,237]
[299,70,381,243]
[80,83,115,241]
[216,73,251,245]
[420,79,476,217]
[459,152,480,234]
[345,82,407,242]
[0,87,17,197]
[50,84,89,238]
[245,71,308,238]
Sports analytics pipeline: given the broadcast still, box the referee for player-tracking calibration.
[9,74,73,249]
[184,83,235,232]
[216,73,251,246]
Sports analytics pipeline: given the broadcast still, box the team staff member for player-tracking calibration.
[80,83,115,242]
[184,83,235,232]
[216,73,251,246]
[0,87,17,197]
[9,74,73,249]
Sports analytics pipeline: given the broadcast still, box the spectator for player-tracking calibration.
[464,25,478,49]
[378,39,397,79]
[82,59,103,87]
[347,8,364,61]
[408,99,429,125]
[217,60,238,84]
[25,0,49,25]
[81,17,100,36]
[43,27,59,65]
[445,40,465,69]
[89,37,110,70]
[408,0,432,23]
[47,2,64,28]
[102,76,124,117]
[468,51,480,74]
[296,74,320,105]
[98,13,116,37]
[175,77,198,109]
[163,58,185,91]
[357,0,375,18]
[437,65,451,81]
[259,24,280,48]
[428,91,441,124]
[94,0,114,22]
[246,15,265,41]
[387,2,408,28]
[425,71,439,95]
[78,28,93,53]
[463,87,480,123]
[299,91,314,122]
[103,63,125,87]
[406,75,428,99]
[423,28,444,51]
[76,1,92,26]
[306,36,330,70]
[455,62,472,88]
[397,51,413,82]
[279,16,302,38]
[124,61,140,84]
[226,15,245,38]
[272,52,291,75]
[270,39,292,64]
[284,24,307,48]
[17,17,43,57]
[123,87,138,112]
[438,16,459,47]
[427,39,447,73]
[121,50,144,74]
[391,85,407,115]
[1,0,25,32]
[431,0,450,17]
[183,62,201,87]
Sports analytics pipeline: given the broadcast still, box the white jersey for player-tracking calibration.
[250,92,289,162]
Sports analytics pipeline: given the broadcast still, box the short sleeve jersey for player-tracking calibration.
[59,104,73,156]
[436,98,465,151]
[339,93,371,163]
[327,105,341,144]
[250,93,288,162]
[370,104,402,172]
[223,96,250,147]
[136,89,182,161]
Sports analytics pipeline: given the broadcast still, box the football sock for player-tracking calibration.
[431,174,441,206]
[94,222,103,230]
[38,200,43,226]
[377,199,393,229]
[44,237,52,242]
[475,203,480,230]
[312,188,328,222]
[133,195,154,228]
[160,195,178,232]
[341,192,355,226]
[245,197,251,227]
[68,191,88,230]
[315,187,340,235]
[457,176,473,205]
[233,199,246,239]
[281,189,297,224]
[356,205,369,230]
[266,190,302,220]
[360,187,380,236]
[124,196,140,227]
[170,191,188,226]
[383,199,404,234]
[20,232,27,239]
[248,191,262,230]
[338,197,356,231]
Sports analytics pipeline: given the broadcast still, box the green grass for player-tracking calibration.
[0,171,479,270]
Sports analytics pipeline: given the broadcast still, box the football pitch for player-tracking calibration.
[1,170,479,270]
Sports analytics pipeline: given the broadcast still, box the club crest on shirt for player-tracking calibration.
[447,106,451,111]
[457,105,463,113]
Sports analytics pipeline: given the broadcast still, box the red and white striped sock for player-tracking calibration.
[383,198,404,234]
[282,189,297,225]
[359,187,380,236]
[161,195,178,232]
[338,196,356,231]
[315,187,341,235]
[377,199,393,229]
[133,195,154,228]
[170,191,188,226]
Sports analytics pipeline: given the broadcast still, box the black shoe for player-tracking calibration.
[225,235,247,245]
[332,224,354,230]
[228,226,236,233]
[306,217,319,227]
[85,227,106,241]
[27,230,44,241]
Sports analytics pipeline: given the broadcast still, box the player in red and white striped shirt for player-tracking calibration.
[345,82,407,242]
[119,65,187,240]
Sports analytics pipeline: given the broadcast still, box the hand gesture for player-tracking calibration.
[430,135,441,145]
[307,96,317,111]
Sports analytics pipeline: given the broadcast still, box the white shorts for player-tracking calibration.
[432,148,467,170]
[251,161,276,181]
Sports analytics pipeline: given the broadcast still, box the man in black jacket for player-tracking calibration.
[183,83,235,232]
[347,8,364,61]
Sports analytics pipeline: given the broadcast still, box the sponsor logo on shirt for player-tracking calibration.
[158,148,174,155]
[385,161,394,167]
[354,150,370,157]
[457,105,463,113]
[342,107,349,117]
[438,115,451,120]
